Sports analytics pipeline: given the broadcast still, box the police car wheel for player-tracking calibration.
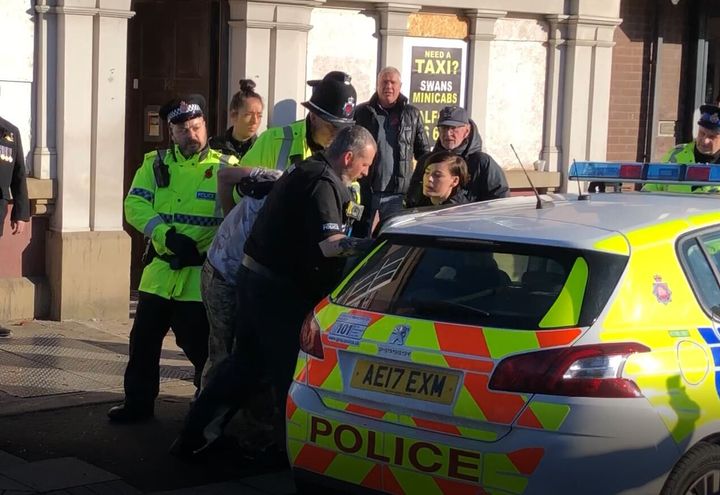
[661,441,720,495]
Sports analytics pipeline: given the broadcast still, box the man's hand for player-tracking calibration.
[319,234,373,258]
[217,166,255,215]
[10,220,26,235]
[165,228,200,258]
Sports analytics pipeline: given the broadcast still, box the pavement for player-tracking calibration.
[0,314,297,495]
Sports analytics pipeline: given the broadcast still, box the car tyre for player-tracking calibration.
[661,441,720,495]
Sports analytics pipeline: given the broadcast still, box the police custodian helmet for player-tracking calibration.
[302,71,357,126]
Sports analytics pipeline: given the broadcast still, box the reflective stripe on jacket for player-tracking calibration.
[125,146,238,301]
[240,118,362,200]
[240,119,310,169]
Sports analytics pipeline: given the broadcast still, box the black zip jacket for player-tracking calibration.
[0,116,29,222]
[355,93,431,200]
[209,128,257,160]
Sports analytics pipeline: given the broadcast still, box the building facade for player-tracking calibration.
[0,0,662,321]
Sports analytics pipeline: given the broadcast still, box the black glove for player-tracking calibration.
[165,227,203,267]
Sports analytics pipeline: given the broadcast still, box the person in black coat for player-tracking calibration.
[0,116,30,338]
[415,150,469,206]
[354,67,431,234]
[208,79,263,159]
[0,116,29,238]
[406,106,508,207]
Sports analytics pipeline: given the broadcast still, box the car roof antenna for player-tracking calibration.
[510,144,553,209]
[573,159,590,201]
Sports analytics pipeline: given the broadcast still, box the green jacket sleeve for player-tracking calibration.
[124,153,171,254]
[239,130,279,169]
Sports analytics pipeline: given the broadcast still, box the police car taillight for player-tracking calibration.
[489,343,650,398]
[299,312,324,359]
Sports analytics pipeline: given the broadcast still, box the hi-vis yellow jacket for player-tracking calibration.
[240,118,361,203]
[240,118,311,169]
[125,146,238,301]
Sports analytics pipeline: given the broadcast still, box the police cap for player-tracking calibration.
[160,94,206,125]
[698,104,720,132]
[301,71,357,126]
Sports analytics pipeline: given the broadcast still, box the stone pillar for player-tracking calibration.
[39,0,134,320]
[464,9,506,142]
[91,6,131,231]
[375,3,420,71]
[541,15,568,173]
[228,1,317,128]
[33,4,57,180]
[560,14,621,189]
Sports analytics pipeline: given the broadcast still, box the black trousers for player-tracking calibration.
[124,291,209,406]
[179,265,314,440]
[0,199,7,237]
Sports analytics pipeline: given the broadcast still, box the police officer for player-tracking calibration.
[171,125,376,457]
[643,104,720,193]
[239,70,358,171]
[108,96,239,422]
[0,116,30,338]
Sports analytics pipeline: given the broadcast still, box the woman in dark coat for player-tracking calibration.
[416,150,470,206]
[209,79,263,159]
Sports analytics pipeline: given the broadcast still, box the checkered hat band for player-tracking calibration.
[167,103,202,123]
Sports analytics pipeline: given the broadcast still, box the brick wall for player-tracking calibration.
[607,0,653,162]
[607,0,692,162]
[655,0,692,160]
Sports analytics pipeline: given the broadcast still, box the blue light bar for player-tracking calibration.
[570,162,623,178]
[568,161,720,187]
[646,163,683,181]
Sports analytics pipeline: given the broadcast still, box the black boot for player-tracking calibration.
[107,402,154,423]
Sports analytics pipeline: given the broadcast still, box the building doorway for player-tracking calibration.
[124,0,227,289]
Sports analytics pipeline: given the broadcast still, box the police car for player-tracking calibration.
[287,161,720,495]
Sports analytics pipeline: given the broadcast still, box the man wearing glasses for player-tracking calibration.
[406,106,508,207]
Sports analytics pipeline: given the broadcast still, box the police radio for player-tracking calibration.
[344,201,364,236]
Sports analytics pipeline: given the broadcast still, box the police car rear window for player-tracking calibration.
[334,235,627,330]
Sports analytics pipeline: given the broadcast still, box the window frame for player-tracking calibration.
[677,226,720,322]
[333,233,628,330]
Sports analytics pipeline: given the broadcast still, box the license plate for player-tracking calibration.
[350,359,460,404]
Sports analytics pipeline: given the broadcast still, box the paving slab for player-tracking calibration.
[0,473,35,492]
[44,479,142,495]
[239,471,296,495]
[0,450,28,468]
[0,457,119,492]
[149,480,267,495]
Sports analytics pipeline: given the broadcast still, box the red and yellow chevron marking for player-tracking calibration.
[288,413,545,494]
[516,402,570,431]
[305,303,584,429]
[318,396,499,441]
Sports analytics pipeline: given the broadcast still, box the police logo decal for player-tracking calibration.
[343,97,355,118]
[653,274,672,304]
